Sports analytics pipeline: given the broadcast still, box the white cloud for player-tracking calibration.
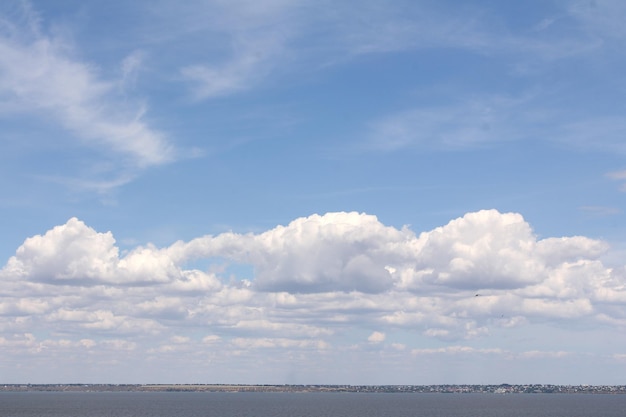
[607,170,626,180]
[366,94,542,151]
[172,211,409,293]
[180,2,437,99]
[411,345,504,356]
[120,50,144,89]
[2,209,626,381]
[231,337,328,350]
[410,346,578,361]
[366,90,626,155]
[173,0,300,99]
[202,334,221,344]
[169,0,607,103]
[100,339,138,351]
[4,218,159,284]
[367,331,385,343]
[0,3,174,172]
[579,206,621,216]
[181,34,285,99]
[170,335,191,344]
[569,0,626,42]
[232,319,332,338]
[1,217,222,289]
[2,217,120,284]
[607,170,626,192]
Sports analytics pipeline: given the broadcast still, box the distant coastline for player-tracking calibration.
[2,384,625,394]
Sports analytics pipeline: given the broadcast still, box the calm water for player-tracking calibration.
[1,392,625,417]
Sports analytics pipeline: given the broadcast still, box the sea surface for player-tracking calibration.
[1,392,625,417]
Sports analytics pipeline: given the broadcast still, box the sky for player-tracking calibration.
[1,0,626,385]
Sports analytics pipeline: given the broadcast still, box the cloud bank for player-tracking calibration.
[1,210,625,382]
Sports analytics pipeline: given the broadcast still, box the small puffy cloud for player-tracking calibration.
[79,339,97,349]
[367,331,385,343]
[170,336,191,344]
[100,339,137,351]
[202,335,221,344]
[607,170,626,180]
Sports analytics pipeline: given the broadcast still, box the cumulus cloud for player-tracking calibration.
[409,210,547,290]
[367,331,385,343]
[2,217,221,288]
[181,34,285,99]
[170,211,409,293]
[1,209,626,381]
[245,212,406,293]
[3,218,119,284]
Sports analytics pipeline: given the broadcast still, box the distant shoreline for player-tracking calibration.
[2,384,626,394]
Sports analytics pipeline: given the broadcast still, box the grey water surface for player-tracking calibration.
[1,392,625,417]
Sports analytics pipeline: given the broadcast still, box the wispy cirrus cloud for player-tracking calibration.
[171,0,611,102]
[366,91,626,155]
[181,34,286,99]
[569,0,626,42]
[175,2,471,99]
[365,94,547,151]
[606,170,626,181]
[171,0,302,99]
[0,2,175,181]
[606,170,626,192]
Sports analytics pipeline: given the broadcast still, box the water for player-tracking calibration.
[1,392,625,417]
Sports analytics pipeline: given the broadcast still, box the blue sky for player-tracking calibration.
[1,0,626,384]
